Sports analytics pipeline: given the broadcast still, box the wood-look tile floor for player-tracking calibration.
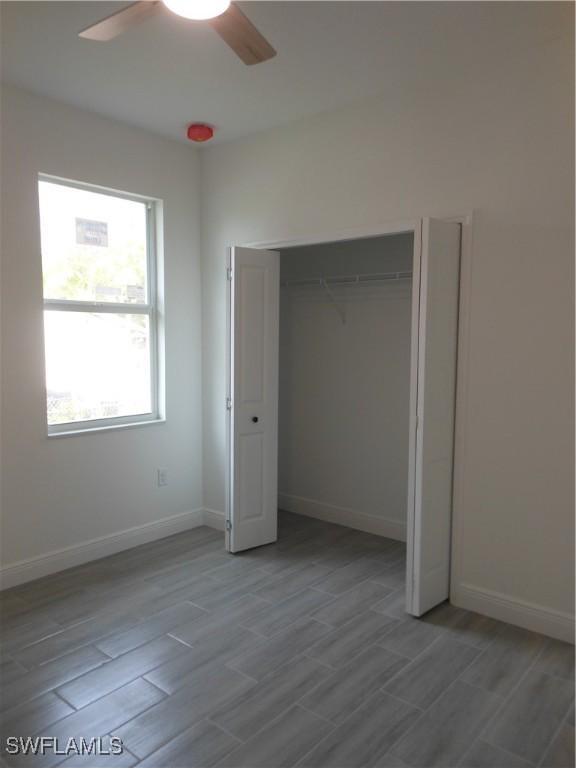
[1,512,573,768]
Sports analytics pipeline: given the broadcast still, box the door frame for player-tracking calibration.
[230,211,474,606]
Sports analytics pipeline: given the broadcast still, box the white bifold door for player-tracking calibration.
[406,218,461,616]
[226,247,280,553]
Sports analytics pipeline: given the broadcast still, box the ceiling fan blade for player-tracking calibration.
[209,3,276,65]
[79,1,162,41]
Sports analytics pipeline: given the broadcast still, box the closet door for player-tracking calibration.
[227,246,280,552]
[406,218,461,616]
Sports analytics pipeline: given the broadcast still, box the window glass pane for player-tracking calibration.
[44,312,152,425]
[39,181,148,304]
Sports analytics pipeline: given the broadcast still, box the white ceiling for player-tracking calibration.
[0,1,567,145]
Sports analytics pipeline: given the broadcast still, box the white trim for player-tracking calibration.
[278,493,406,542]
[44,300,151,314]
[0,508,204,590]
[405,220,423,613]
[48,413,161,436]
[452,583,575,644]
[47,417,166,438]
[225,249,233,551]
[449,213,476,605]
[240,212,472,252]
[39,173,161,206]
[203,508,226,531]
[241,219,418,251]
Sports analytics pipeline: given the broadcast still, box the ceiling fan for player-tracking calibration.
[79,0,276,66]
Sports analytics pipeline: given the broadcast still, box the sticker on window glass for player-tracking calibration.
[126,285,145,303]
[75,218,108,247]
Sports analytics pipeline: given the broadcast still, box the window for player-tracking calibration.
[38,177,161,434]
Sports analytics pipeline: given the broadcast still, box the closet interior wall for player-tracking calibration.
[278,233,414,541]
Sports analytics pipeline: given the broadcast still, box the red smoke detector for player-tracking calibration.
[187,123,214,143]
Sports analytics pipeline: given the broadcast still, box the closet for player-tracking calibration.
[277,234,414,543]
[226,218,461,616]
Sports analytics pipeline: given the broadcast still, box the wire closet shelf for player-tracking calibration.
[281,270,412,324]
[280,270,412,289]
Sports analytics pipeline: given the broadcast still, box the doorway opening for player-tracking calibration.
[227,218,462,618]
[278,232,413,543]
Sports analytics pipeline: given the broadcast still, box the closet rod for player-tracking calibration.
[281,270,412,288]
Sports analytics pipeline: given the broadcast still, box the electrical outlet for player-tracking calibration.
[157,468,168,487]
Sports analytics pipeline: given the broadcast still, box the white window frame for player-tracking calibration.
[40,175,163,436]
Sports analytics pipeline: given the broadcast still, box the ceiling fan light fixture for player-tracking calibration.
[162,0,231,21]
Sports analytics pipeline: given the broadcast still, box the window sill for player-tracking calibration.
[47,418,166,439]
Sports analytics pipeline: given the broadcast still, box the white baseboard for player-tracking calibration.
[203,508,226,531]
[0,508,205,590]
[452,582,575,644]
[278,493,406,542]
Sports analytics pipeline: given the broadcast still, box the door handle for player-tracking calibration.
[252,416,259,423]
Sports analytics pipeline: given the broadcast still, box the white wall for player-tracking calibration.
[200,7,574,640]
[0,85,203,585]
[278,236,412,539]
